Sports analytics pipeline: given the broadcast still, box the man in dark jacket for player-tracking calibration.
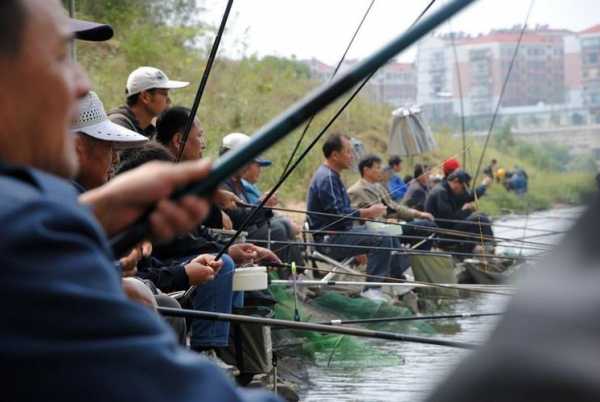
[403,163,430,212]
[218,132,304,274]
[425,170,494,254]
[0,1,280,401]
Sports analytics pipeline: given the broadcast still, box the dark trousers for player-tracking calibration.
[437,213,494,255]
[318,226,408,286]
[401,219,437,250]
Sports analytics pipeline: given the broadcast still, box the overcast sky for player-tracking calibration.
[200,0,600,64]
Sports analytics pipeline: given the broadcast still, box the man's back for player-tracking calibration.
[0,164,279,402]
[404,179,428,211]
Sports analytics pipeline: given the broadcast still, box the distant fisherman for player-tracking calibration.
[403,163,431,212]
[348,154,436,250]
[307,134,409,303]
[386,155,407,201]
[425,170,495,255]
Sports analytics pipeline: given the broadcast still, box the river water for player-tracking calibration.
[297,207,583,402]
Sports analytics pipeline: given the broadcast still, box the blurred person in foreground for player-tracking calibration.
[0,1,280,401]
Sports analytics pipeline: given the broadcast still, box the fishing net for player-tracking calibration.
[270,284,406,368]
[269,274,456,368]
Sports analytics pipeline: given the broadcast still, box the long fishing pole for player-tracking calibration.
[243,203,557,249]
[270,279,515,293]
[109,0,477,256]
[270,263,515,296]
[279,0,376,180]
[249,238,542,261]
[176,0,234,162]
[279,0,437,181]
[156,306,477,349]
[317,312,503,326]
[448,24,466,167]
[207,0,453,262]
[297,229,550,252]
[471,0,535,185]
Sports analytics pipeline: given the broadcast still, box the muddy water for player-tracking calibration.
[297,207,582,402]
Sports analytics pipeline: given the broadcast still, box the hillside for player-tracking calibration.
[72,0,595,215]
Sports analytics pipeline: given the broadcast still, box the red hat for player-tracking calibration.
[443,158,461,177]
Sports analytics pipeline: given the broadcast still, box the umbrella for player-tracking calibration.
[388,106,437,156]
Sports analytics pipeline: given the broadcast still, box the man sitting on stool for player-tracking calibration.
[348,154,436,250]
[425,169,494,256]
[307,133,409,303]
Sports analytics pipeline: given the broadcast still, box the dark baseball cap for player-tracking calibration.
[447,169,472,185]
[69,18,114,42]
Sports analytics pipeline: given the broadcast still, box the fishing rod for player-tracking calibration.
[448,23,466,167]
[279,0,437,181]
[471,0,535,186]
[270,279,516,293]
[156,306,477,349]
[317,312,504,326]
[297,229,551,253]
[176,0,234,162]
[509,230,567,244]
[279,0,376,180]
[209,0,442,259]
[244,203,557,249]
[269,263,516,297]
[109,0,477,257]
[249,238,542,262]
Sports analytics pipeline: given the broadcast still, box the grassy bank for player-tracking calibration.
[72,0,596,215]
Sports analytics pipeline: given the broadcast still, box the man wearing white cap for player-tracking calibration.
[72,91,148,191]
[109,66,189,138]
[220,133,304,275]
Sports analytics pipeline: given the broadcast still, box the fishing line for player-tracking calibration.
[250,238,544,261]
[279,0,376,181]
[108,0,476,256]
[244,203,558,248]
[471,0,536,185]
[317,311,503,325]
[210,0,444,262]
[176,0,234,162]
[269,263,516,296]
[156,306,478,349]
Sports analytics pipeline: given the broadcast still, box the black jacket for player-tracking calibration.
[221,178,273,230]
[425,181,472,229]
[403,179,428,211]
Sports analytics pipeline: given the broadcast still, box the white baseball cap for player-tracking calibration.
[221,133,272,166]
[71,91,149,149]
[126,66,190,96]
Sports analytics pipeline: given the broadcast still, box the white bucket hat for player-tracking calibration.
[126,66,190,96]
[71,91,149,149]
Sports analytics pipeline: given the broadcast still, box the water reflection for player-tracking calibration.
[299,208,581,402]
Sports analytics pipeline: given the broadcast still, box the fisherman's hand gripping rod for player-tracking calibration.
[109,0,477,257]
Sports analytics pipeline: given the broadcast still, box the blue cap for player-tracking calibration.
[254,158,272,167]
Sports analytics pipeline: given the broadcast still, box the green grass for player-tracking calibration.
[74,1,596,213]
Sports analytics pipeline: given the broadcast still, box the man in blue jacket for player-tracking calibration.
[307,133,409,303]
[0,1,280,401]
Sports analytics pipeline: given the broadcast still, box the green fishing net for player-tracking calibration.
[269,278,452,368]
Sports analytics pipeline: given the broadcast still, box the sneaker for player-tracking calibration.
[201,349,240,377]
[360,288,390,304]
